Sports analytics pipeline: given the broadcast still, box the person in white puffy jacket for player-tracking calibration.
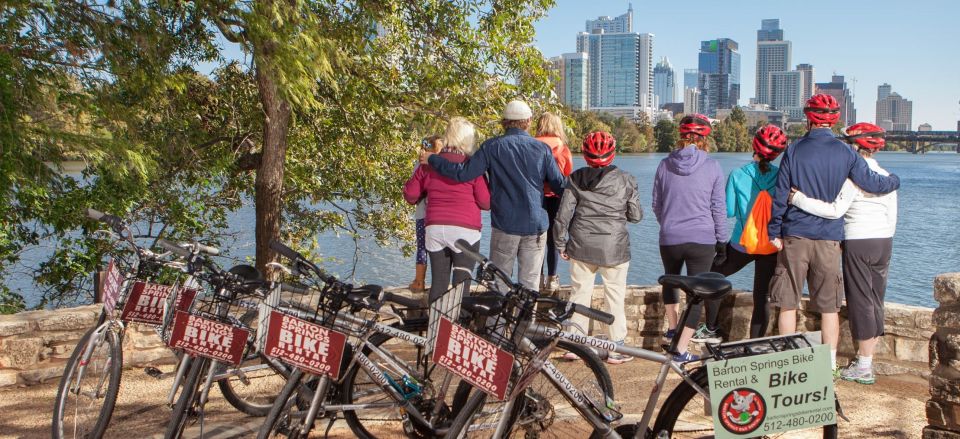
[788,122,897,385]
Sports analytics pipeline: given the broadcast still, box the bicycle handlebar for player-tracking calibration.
[157,238,191,259]
[537,296,615,325]
[86,208,124,234]
[270,240,302,262]
[382,292,422,309]
[156,238,220,258]
[454,239,515,287]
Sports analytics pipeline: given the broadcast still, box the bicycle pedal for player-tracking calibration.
[144,366,164,379]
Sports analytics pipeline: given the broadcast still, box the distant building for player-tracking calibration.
[576,29,654,109]
[918,123,932,132]
[684,87,700,115]
[585,4,633,33]
[876,85,913,131]
[815,75,856,126]
[548,52,590,110]
[661,102,684,114]
[796,63,815,101]
[697,38,741,116]
[769,71,803,116]
[755,19,791,106]
[653,56,677,106]
[683,68,699,91]
[716,107,786,128]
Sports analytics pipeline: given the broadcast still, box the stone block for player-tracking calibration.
[898,337,931,363]
[124,347,176,366]
[19,363,65,384]
[0,319,32,337]
[0,337,43,368]
[927,399,960,429]
[930,366,960,404]
[935,273,960,305]
[35,308,98,332]
[41,331,85,345]
[925,426,960,439]
[0,370,17,387]
[934,305,960,330]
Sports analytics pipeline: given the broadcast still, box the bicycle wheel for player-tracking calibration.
[341,333,429,439]
[52,326,123,439]
[164,356,209,439]
[257,368,309,439]
[218,310,289,416]
[448,340,613,438]
[653,367,838,438]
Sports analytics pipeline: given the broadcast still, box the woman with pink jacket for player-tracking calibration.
[403,117,491,303]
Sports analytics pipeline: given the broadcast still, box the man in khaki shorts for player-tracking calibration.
[767,94,900,370]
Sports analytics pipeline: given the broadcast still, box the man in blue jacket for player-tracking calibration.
[420,100,564,290]
[768,94,900,370]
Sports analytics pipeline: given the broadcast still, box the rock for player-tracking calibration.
[0,319,32,337]
[935,273,960,305]
[934,305,960,330]
[0,370,17,387]
[19,364,66,384]
[124,348,176,366]
[898,337,932,363]
[35,308,98,332]
[925,426,960,439]
[0,338,43,368]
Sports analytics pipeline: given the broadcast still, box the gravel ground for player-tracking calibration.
[0,358,926,438]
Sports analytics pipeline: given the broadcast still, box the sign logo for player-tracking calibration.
[101,260,123,314]
[262,311,347,379]
[167,311,249,365]
[120,282,197,325]
[718,388,766,435]
[431,317,514,401]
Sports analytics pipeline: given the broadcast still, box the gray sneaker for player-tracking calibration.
[690,323,721,344]
[839,362,875,385]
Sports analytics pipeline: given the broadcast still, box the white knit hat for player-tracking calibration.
[502,100,533,120]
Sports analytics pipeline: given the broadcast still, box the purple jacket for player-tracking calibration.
[652,145,727,246]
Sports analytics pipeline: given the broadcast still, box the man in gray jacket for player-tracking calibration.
[554,131,642,364]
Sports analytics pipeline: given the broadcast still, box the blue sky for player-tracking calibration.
[533,0,960,130]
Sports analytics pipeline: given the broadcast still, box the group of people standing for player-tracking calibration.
[403,94,899,383]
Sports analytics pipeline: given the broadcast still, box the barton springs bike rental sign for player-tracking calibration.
[706,343,835,438]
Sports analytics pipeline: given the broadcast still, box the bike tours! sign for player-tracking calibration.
[262,310,347,379]
[100,260,123,314]
[120,282,197,325]
[431,316,514,401]
[707,344,835,438]
[168,311,249,365]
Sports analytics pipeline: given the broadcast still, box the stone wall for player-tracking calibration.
[0,305,172,387]
[0,283,935,389]
[925,273,960,438]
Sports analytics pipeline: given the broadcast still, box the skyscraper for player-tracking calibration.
[684,87,700,115]
[755,19,791,106]
[815,75,856,126]
[769,71,803,118]
[796,63,815,101]
[683,69,699,90]
[585,3,633,33]
[561,53,589,110]
[697,38,740,116]
[653,56,676,107]
[876,84,913,131]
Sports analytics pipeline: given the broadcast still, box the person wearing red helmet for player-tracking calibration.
[788,122,897,384]
[553,131,642,364]
[768,94,900,371]
[710,125,789,340]
[652,114,727,362]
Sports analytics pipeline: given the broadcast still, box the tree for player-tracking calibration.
[654,119,678,152]
[711,108,751,152]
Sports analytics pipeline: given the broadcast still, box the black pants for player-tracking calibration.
[842,238,893,341]
[428,240,480,303]
[711,244,777,338]
[660,243,716,330]
[543,196,562,277]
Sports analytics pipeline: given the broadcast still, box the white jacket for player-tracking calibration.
[790,157,897,240]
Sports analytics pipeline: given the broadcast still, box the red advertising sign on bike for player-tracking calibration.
[100,260,123,314]
[120,282,197,325]
[431,316,514,401]
[167,311,248,365]
[262,311,347,379]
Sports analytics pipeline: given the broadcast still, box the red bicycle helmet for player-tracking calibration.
[752,125,788,160]
[582,131,616,167]
[679,113,712,137]
[844,122,886,150]
[804,94,841,126]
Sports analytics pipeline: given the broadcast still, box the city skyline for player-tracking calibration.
[533,0,959,130]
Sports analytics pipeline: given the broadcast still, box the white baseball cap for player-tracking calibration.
[502,100,533,120]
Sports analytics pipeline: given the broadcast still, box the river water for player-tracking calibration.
[12,152,960,308]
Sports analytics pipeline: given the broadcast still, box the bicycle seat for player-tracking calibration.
[658,272,732,301]
[346,284,384,303]
[460,293,504,317]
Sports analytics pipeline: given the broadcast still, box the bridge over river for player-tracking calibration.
[787,126,960,153]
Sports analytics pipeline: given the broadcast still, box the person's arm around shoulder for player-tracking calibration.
[848,152,900,194]
[710,161,728,242]
[553,178,578,260]
[423,144,489,183]
[472,175,491,211]
[790,179,857,220]
[625,173,643,223]
[402,165,427,205]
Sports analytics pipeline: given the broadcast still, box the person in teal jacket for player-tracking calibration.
[710,125,789,339]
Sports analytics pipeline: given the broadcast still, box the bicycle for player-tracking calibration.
[256,240,613,439]
[447,239,841,438]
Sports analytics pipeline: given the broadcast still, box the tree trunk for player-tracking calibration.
[253,61,291,279]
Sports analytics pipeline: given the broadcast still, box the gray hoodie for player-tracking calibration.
[553,166,642,267]
[652,145,727,246]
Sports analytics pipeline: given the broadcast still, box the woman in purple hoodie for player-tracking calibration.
[652,113,727,362]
